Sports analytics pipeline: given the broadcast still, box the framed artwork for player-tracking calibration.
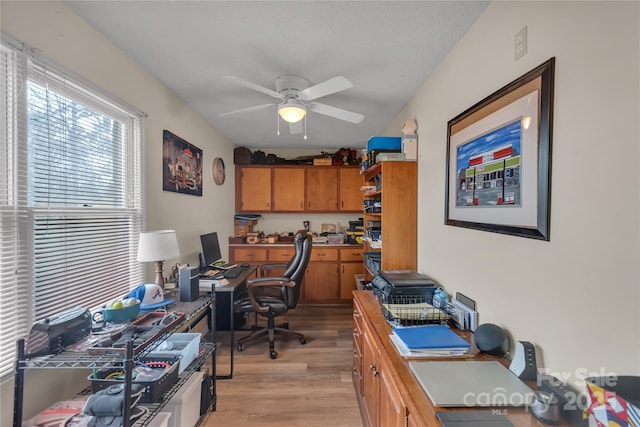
[212,157,225,185]
[162,130,203,196]
[445,58,555,240]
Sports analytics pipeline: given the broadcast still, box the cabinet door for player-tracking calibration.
[303,262,339,301]
[339,167,363,211]
[306,168,338,211]
[340,262,362,300]
[353,304,364,396]
[238,168,272,212]
[362,330,379,427]
[378,355,407,427]
[273,168,305,211]
[230,247,267,263]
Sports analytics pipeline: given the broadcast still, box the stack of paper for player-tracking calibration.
[390,325,470,357]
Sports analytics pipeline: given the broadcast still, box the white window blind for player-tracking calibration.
[0,36,144,379]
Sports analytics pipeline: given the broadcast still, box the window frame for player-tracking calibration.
[0,34,145,380]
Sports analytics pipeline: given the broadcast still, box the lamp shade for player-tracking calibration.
[137,230,180,262]
[278,100,307,123]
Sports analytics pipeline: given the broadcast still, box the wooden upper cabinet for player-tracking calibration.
[236,165,361,213]
[339,167,364,211]
[237,167,272,212]
[306,168,338,211]
[273,168,305,211]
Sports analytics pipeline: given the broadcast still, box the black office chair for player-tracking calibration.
[235,231,312,359]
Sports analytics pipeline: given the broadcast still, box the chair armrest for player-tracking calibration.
[245,277,295,313]
[247,276,295,289]
[259,263,288,277]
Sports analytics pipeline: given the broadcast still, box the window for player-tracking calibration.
[0,36,144,379]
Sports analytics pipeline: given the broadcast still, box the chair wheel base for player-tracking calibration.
[238,344,244,351]
[300,338,306,344]
[270,351,277,359]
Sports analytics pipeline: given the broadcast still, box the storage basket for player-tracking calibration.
[378,293,451,327]
[88,356,180,403]
[148,333,201,374]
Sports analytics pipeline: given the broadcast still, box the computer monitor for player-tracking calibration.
[200,232,222,267]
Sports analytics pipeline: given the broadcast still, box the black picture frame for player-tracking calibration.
[445,58,555,240]
[162,130,203,196]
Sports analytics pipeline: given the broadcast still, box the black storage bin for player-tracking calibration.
[88,356,180,403]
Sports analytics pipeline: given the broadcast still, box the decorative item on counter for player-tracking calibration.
[402,118,418,161]
[246,232,260,244]
[332,147,360,166]
[136,230,181,291]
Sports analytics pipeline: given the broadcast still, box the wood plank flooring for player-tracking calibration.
[202,303,364,427]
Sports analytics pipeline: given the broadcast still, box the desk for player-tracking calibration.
[200,264,258,379]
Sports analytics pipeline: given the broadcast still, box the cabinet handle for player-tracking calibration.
[354,311,360,317]
[369,364,375,371]
[341,200,344,208]
[301,202,304,208]
[373,370,379,377]
[267,201,270,208]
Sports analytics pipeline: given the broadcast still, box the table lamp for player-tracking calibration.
[137,230,180,290]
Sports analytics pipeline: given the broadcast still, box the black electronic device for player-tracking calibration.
[473,323,509,357]
[223,266,243,279]
[372,270,438,300]
[25,307,92,357]
[200,232,223,268]
[509,341,538,381]
[179,265,200,302]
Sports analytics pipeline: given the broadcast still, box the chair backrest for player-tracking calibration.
[281,231,306,277]
[284,231,312,309]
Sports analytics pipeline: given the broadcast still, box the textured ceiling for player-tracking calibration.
[66,1,489,149]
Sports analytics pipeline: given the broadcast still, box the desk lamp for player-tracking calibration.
[137,230,180,290]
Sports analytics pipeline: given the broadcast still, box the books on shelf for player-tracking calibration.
[390,325,470,357]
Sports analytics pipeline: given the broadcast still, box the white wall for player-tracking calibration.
[0,1,236,422]
[386,1,640,388]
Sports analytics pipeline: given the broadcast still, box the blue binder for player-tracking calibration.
[393,325,470,351]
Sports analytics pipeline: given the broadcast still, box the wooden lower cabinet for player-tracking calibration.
[230,247,267,263]
[304,262,339,301]
[351,291,561,427]
[356,296,407,427]
[378,354,407,427]
[230,244,362,302]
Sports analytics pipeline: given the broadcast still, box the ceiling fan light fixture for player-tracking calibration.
[278,100,307,123]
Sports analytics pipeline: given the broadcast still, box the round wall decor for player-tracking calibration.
[212,157,225,185]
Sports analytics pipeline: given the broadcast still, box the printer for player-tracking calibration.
[371,270,439,301]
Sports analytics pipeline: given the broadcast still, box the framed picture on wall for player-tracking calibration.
[162,130,203,196]
[445,58,555,240]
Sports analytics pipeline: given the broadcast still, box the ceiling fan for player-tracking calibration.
[219,75,364,137]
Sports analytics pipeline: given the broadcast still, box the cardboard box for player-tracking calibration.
[234,225,253,236]
[313,158,333,165]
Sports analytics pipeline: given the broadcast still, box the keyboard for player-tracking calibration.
[223,266,244,279]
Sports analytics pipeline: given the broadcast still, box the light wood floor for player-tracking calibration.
[202,303,364,427]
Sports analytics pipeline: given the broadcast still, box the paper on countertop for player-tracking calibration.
[199,278,229,291]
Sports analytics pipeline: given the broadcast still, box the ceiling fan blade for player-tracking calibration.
[298,76,353,101]
[289,121,303,135]
[223,76,283,99]
[219,103,275,117]
[309,102,364,124]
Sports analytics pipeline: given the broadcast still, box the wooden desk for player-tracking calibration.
[352,291,570,427]
[200,264,258,379]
